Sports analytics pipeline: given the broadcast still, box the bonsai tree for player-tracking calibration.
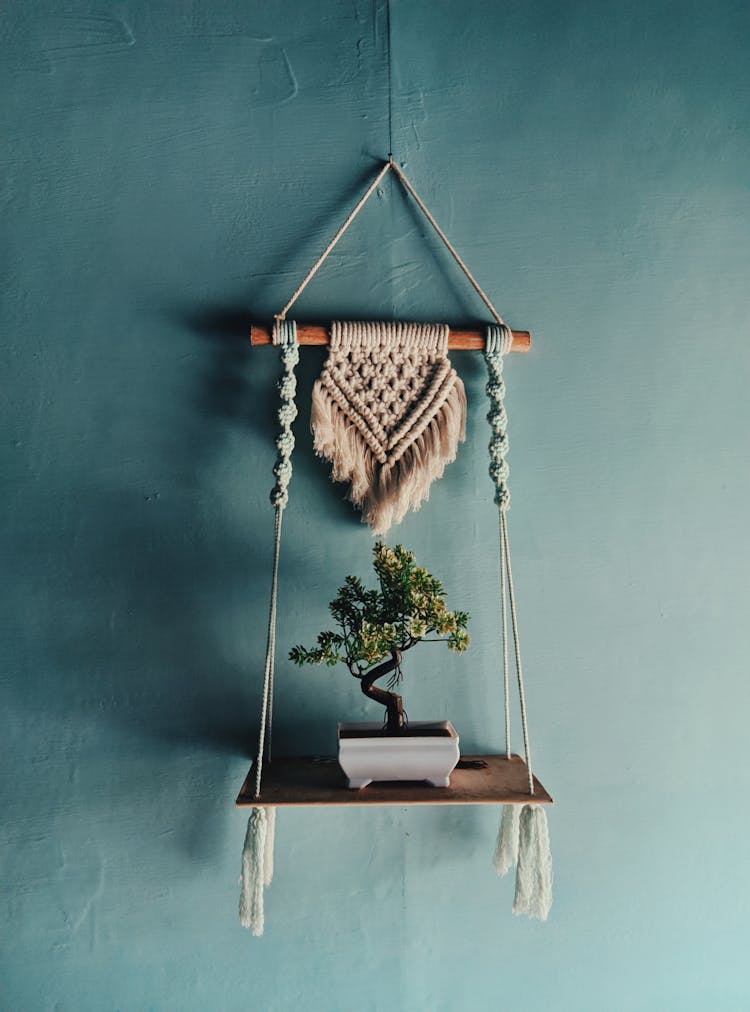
[289,542,469,734]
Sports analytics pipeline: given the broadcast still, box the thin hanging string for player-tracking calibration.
[501,511,534,795]
[385,0,393,159]
[500,512,510,758]
[266,595,279,762]
[275,161,506,327]
[267,626,275,760]
[255,508,282,795]
[485,324,535,795]
[254,320,299,799]
[389,161,505,326]
[275,162,391,322]
[264,526,282,764]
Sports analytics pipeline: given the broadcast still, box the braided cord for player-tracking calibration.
[254,319,299,798]
[270,322,300,511]
[485,324,535,794]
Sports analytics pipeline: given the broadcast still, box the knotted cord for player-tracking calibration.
[485,323,535,795]
[253,318,299,799]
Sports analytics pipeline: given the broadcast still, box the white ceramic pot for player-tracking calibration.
[338,720,460,790]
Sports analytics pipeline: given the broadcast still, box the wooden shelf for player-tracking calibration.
[236,754,552,808]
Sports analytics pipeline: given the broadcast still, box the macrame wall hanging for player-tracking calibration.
[312,320,465,535]
[236,157,553,937]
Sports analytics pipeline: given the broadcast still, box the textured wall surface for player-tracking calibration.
[3,1,750,1009]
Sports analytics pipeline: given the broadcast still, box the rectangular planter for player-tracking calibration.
[338,720,460,790]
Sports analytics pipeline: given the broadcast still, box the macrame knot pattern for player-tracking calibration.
[312,321,466,535]
[270,320,299,511]
[485,323,512,512]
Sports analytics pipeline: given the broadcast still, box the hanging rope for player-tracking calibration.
[501,510,534,795]
[241,319,298,937]
[485,322,552,920]
[254,318,299,796]
[484,322,534,793]
[275,164,391,323]
[275,159,506,326]
[389,162,505,326]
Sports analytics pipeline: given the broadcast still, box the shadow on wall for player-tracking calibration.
[180,302,360,526]
[3,306,367,863]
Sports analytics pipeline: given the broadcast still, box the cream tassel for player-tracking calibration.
[493,804,520,877]
[263,806,276,888]
[513,804,553,921]
[240,806,274,936]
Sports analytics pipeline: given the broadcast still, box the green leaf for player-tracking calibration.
[290,541,471,680]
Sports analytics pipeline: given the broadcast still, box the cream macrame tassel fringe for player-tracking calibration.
[493,803,521,877]
[312,321,466,535]
[493,803,552,920]
[240,806,276,936]
[263,805,276,887]
[513,804,553,921]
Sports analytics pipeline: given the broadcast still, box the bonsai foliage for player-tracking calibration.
[290,542,469,733]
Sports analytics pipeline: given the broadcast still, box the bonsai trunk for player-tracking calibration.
[360,649,405,734]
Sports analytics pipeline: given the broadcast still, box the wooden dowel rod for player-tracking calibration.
[250,324,531,352]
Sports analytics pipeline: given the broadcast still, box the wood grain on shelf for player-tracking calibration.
[236,754,552,807]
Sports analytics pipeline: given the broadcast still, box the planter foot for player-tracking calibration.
[426,777,451,788]
[346,777,373,790]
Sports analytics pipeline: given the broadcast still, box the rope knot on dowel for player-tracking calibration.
[269,322,299,512]
[485,324,512,513]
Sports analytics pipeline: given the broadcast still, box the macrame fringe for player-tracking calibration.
[492,804,553,919]
[312,378,466,535]
[512,804,553,921]
[493,803,521,877]
[240,806,276,936]
[263,805,276,888]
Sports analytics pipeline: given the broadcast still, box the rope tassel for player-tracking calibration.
[263,805,276,888]
[513,804,553,921]
[493,803,521,877]
[240,806,277,936]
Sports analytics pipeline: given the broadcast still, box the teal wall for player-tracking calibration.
[3,1,749,1009]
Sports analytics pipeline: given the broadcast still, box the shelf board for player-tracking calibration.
[236,754,552,808]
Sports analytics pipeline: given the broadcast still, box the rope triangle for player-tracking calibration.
[276,159,506,327]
